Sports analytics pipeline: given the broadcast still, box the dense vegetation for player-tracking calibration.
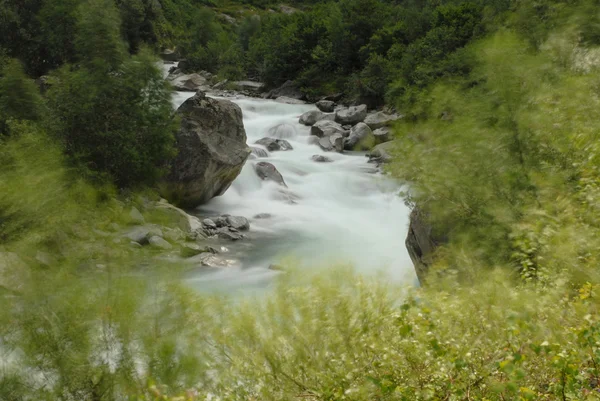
[2,0,600,399]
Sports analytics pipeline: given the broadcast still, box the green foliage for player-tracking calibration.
[45,0,176,188]
[0,60,43,135]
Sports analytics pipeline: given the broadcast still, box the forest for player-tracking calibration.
[3,0,600,400]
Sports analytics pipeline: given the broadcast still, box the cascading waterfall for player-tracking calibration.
[167,76,416,292]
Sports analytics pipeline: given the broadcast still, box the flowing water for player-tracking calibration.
[169,81,416,292]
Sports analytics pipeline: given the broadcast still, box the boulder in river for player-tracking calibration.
[250,147,269,159]
[169,74,209,92]
[255,162,287,187]
[364,111,402,130]
[316,100,335,113]
[255,137,293,152]
[335,104,368,125]
[311,155,334,163]
[318,134,344,153]
[268,124,296,139]
[226,216,250,231]
[160,92,250,208]
[310,120,347,138]
[344,122,375,151]
[299,110,335,126]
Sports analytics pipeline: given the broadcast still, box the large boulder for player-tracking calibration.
[405,207,447,285]
[169,74,209,92]
[316,100,335,113]
[310,120,347,138]
[255,162,287,187]
[161,92,250,208]
[318,134,344,153]
[265,80,304,100]
[335,104,368,125]
[364,111,402,130]
[344,123,374,151]
[299,110,335,126]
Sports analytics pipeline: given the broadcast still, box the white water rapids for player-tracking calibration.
[171,89,416,292]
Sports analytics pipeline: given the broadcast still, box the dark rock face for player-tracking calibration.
[254,162,287,187]
[255,137,293,152]
[405,207,447,285]
[266,80,305,100]
[161,92,250,208]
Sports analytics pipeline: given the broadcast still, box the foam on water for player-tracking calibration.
[170,87,416,292]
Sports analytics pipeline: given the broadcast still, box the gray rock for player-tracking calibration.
[214,216,229,228]
[226,216,250,231]
[254,162,287,187]
[318,134,344,153]
[316,100,335,113]
[129,207,145,224]
[335,104,368,125]
[311,155,334,163]
[202,219,217,229]
[123,226,152,245]
[153,201,205,234]
[169,74,209,92]
[268,124,296,139]
[181,243,216,258]
[310,120,347,138]
[161,92,250,208]
[368,141,398,164]
[255,137,293,152]
[406,207,447,285]
[265,80,304,100]
[299,110,334,126]
[254,213,273,219]
[276,96,306,104]
[250,147,269,158]
[344,123,375,151]
[234,81,264,92]
[212,79,229,90]
[373,127,392,144]
[364,111,402,130]
[149,236,173,250]
[218,228,244,241]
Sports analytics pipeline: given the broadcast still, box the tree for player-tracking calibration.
[0,59,43,135]
[47,0,176,187]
